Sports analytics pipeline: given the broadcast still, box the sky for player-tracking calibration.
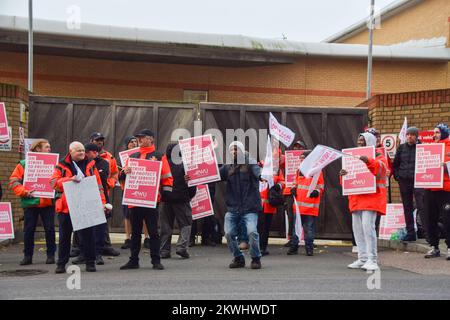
[1,0,397,42]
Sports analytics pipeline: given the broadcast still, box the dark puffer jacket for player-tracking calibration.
[393,141,421,181]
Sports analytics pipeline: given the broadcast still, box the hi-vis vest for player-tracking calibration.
[293,171,324,217]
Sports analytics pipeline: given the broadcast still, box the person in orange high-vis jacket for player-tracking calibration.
[341,132,388,272]
[51,141,107,274]
[289,151,324,256]
[258,166,285,256]
[423,123,450,260]
[9,139,56,266]
[119,129,173,271]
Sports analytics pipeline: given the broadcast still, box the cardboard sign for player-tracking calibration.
[179,134,220,187]
[0,202,14,240]
[190,184,214,220]
[379,204,406,240]
[342,146,376,196]
[418,130,435,144]
[381,134,397,159]
[0,102,9,141]
[285,150,305,188]
[23,152,59,198]
[414,143,444,188]
[118,147,140,167]
[123,158,162,208]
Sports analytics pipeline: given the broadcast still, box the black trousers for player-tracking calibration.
[283,195,294,239]
[129,206,161,264]
[23,206,56,257]
[57,214,95,266]
[258,213,273,252]
[398,179,425,238]
[424,190,450,248]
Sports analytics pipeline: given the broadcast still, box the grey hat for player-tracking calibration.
[406,126,419,136]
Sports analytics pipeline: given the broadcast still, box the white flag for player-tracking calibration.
[300,145,343,178]
[261,135,274,188]
[399,117,408,144]
[269,112,295,147]
[285,211,289,241]
[293,198,303,240]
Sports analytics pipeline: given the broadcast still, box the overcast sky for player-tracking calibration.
[1,0,396,42]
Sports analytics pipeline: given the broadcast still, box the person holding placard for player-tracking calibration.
[424,123,450,260]
[51,142,107,273]
[340,133,388,271]
[9,139,56,266]
[119,129,173,271]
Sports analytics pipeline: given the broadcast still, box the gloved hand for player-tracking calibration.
[290,187,297,196]
[309,190,320,198]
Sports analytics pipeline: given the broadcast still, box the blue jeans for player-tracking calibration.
[224,212,261,259]
[238,221,249,243]
[291,215,317,250]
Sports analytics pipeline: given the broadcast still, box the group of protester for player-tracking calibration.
[6,121,450,273]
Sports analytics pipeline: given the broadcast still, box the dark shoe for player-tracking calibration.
[55,265,66,274]
[251,257,262,269]
[120,260,140,270]
[176,250,190,259]
[425,247,440,259]
[102,246,120,256]
[72,255,86,265]
[229,256,245,269]
[402,234,417,242]
[261,250,270,256]
[152,262,165,270]
[46,256,55,264]
[121,239,131,250]
[306,247,314,256]
[96,255,104,265]
[160,252,171,259]
[287,248,298,255]
[69,248,80,258]
[189,237,196,247]
[86,264,96,272]
[284,240,291,248]
[143,238,151,249]
[20,256,32,266]
[201,239,216,247]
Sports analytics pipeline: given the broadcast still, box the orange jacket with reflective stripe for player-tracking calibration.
[50,154,106,214]
[260,170,285,214]
[9,161,53,208]
[99,150,119,192]
[293,171,324,217]
[347,154,388,216]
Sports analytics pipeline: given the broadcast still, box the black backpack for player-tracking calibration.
[268,185,284,207]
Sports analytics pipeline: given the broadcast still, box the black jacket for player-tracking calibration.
[393,141,421,181]
[94,157,110,203]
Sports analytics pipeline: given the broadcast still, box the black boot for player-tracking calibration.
[229,255,245,268]
[152,262,165,270]
[176,250,190,259]
[72,255,86,265]
[251,257,262,269]
[96,255,104,265]
[287,247,298,255]
[20,256,32,266]
[306,246,314,256]
[55,264,66,274]
[85,264,96,272]
[121,239,131,250]
[120,260,139,270]
[102,246,120,256]
[46,255,56,264]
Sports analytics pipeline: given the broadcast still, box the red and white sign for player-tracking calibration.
[414,143,444,188]
[379,204,406,240]
[285,150,305,188]
[419,130,435,144]
[269,112,295,147]
[342,146,376,196]
[300,145,342,178]
[118,147,140,167]
[0,202,14,240]
[122,158,162,208]
[0,102,9,141]
[179,134,220,187]
[23,152,59,198]
[190,184,214,220]
[381,134,397,159]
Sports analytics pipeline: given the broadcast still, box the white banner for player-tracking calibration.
[269,112,295,147]
[300,145,343,178]
[261,135,274,188]
[399,117,408,144]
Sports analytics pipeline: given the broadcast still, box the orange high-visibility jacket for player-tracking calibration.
[260,170,285,214]
[50,154,106,214]
[293,171,324,217]
[429,137,450,192]
[99,150,119,192]
[9,161,53,208]
[346,154,389,216]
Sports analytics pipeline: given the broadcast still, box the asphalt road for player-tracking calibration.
[1,243,450,300]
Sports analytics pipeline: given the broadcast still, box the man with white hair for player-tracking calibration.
[220,141,265,269]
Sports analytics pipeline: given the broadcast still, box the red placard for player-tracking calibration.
[179,134,220,187]
[118,147,140,167]
[0,202,14,240]
[342,146,376,196]
[122,158,162,208]
[379,204,406,240]
[284,150,305,188]
[0,102,9,141]
[414,143,444,188]
[23,152,59,198]
[190,184,214,220]
[418,130,435,144]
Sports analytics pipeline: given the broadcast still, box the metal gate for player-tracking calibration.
[29,96,367,239]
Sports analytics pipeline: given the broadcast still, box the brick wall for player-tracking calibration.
[357,88,450,203]
[0,83,29,242]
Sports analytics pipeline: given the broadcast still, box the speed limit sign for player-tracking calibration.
[381,134,397,159]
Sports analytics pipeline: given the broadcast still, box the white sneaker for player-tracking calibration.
[347,259,366,269]
[352,246,358,254]
[361,260,379,271]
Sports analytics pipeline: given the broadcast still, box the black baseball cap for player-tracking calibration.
[135,129,155,137]
[90,132,105,140]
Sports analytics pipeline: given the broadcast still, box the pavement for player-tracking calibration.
[1,235,450,300]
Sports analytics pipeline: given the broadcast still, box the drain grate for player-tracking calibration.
[0,269,49,277]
